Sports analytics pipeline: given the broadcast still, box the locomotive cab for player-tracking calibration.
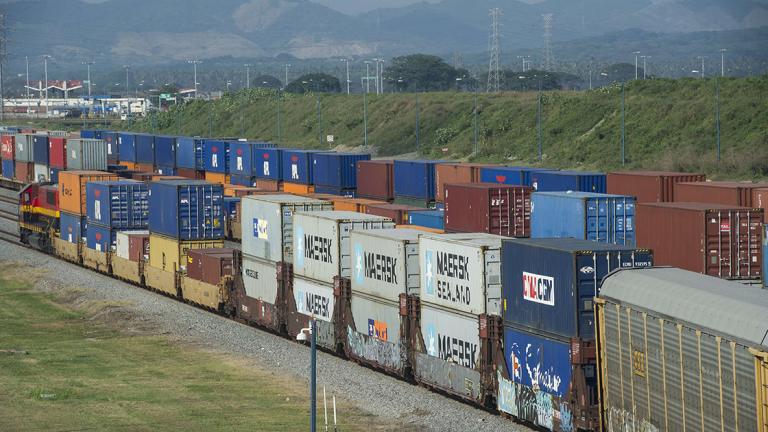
[19,182,59,252]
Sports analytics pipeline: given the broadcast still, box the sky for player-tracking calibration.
[310,0,542,15]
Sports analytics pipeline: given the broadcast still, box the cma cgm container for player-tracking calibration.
[32,135,49,164]
[292,211,395,283]
[153,135,176,167]
[59,212,87,244]
[393,160,442,202]
[1,134,14,160]
[240,194,332,262]
[86,223,117,252]
[596,267,768,432]
[674,181,768,207]
[14,134,33,162]
[530,170,606,193]
[101,131,119,163]
[479,166,554,187]
[606,170,705,202]
[356,160,394,201]
[636,202,763,280]
[502,238,653,339]
[134,134,154,164]
[66,139,108,171]
[312,152,370,191]
[444,183,532,237]
[254,148,282,180]
[531,191,636,246]
[86,180,149,229]
[407,209,444,230]
[59,170,120,215]
[48,137,67,169]
[203,139,229,173]
[118,133,137,162]
[228,141,254,178]
[1,160,14,179]
[282,149,329,184]
[435,163,490,203]
[148,180,224,240]
[175,137,203,170]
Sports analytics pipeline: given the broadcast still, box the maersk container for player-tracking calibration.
[293,275,336,324]
[407,209,444,230]
[175,137,203,169]
[59,211,87,244]
[419,233,504,316]
[393,160,442,201]
[32,135,49,164]
[1,159,14,179]
[240,194,333,262]
[502,238,653,340]
[102,131,119,163]
[66,139,108,171]
[282,149,330,184]
[293,211,396,284]
[479,166,555,187]
[311,152,370,189]
[86,180,149,229]
[242,254,280,304]
[530,170,606,193]
[118,133,137,162]
[531,191,636,246]
[350,229,421,302]
[148,180,224,240]
[255,148,282,180]
[153,135,176,167]
[228,141,254,177]
[14,134,33,162]
[203,139,229,173]
[86,223,117,252]
[348,292,406,373]
[135,134,154,164]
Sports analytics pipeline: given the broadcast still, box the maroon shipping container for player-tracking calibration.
[357,160,394,201]
[195,170,206,180]
[435,163,492,203]
[176,168,197,179]
[636,202,763,280]
[49,137,67,169]
[1,134,14,160]
[444,182,532,237]
[752,187,768,223]
[187,248,235,285]
[607,171,706,202]
[365,203,425,224]
[674,181,768,207]
[255,178,281,191]
[128,233,149,262]
[15,161,34,182]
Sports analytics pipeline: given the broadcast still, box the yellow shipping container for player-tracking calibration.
[148,234,224,273]
[58,170,119,215]
[204,171,229,185]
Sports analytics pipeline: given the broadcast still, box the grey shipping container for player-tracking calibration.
[242,254,280,304]
[14,134,33,162]
[66,139,108,170]
[240,194,333,262]
[419,233,504,316]
[293,275,339,351]
[347,293,406,373]
[350,228,421,303]
[293,211,396,284]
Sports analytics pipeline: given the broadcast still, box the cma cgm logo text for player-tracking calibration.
[522,271,554,306]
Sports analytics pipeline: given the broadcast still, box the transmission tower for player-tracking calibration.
[541,13,554,71]
[452,51,463,70]
[487,8,502,93]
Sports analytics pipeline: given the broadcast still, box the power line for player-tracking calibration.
[541,13,555,72]
[487,8,502,93]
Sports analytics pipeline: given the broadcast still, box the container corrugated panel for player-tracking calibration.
[435,163,491,203]
[420,233,505,316]
[531,191,636,246]
[14,134,33,162]
[254,148,282,180]
[479,166,555,187]
[101,131,119,163]
[674,181,768,207]
[241,194,333,262]
[293,211,396,283]
[134,134,154,164]
[156,166,176,176]
[348,293,405,371]
[1,134,15,160]
[311,152,370,189]
[203,139,229,173]
[228,141,254,177]
[86,223,117,252]
[419,303,480,370]
[175,137,201,169]
[153,135,176,167]
[444,183,532,237]
[350,228,421,302]
[80,130,97,139]
[502,325,572,398]
[59,212,87,244]
[66,139,108,171]
[1,159,14,179]
[148,180,224,240]
[86,181,149,229]
[530,170,606,193]
[118,133,137,162]
[357,160,394,201]
[242,254,280,303]
[293,276,336,323]
[48,137,66,169]
[407,210,444,230]
[502,238,654,340]
[33,163,49,182]
[32,135,49,164]
[147,234,224,272]
[282,150,330,184]
[606,171,706,202]
[229,174,254,187]
[393,160,442,200]
[15,161,33,182]
[754,188,768,223]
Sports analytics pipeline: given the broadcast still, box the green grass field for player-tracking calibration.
[0,270,386,432]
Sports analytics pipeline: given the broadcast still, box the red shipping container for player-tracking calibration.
[444,182,532,237]
[15,161,34,182]
[176,168,197,179]
[636,202,763,280]
[607,171,706,202]
[255,178,281,191]
[187,248,235,285]
[1,134,14,160]
[357,160,394,201]
[48,137,67,169]
[752,187,768,223]
[435,163,492,203]
[128,233,149,262]
[365,203,425,224]
[674,181,768,207]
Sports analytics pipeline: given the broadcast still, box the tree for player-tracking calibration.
[285,73,341,93]
[385,54,459,92]
[253,74,282,89]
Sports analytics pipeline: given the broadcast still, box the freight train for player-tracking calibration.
[2,127,767,432]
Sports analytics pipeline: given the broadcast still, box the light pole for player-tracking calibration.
[340,58,350,94]
[620,81,625,165]
[415,93,420,152]
[297,321,317,432]
[720,49,726,77]
[363,89,368,146]
[187,60,202,97]
[640,56,650,79]
[377,58,385,94]
[25,56,30,99]
[123,64,130,119]
[537,75,543,162]
[588,57,593,90]
[42,55,51,114]
[284,64,291,89]
[372,58,381,94]
[244,63,252,89]
[715,77,721,162]
[633,51,640,80]
[364,61,371,93]
[697,56,706,78]
[82,61,94,97]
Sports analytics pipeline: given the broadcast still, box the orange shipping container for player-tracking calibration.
[255,178,281,191]
[753,187,768,222]
[59,170,119,215]
[283,182,314,196]
[205,171,228,185]
[233,188,269,197]
[333,197,385,213]
[135,163,154,173]
[121,161,137,171]
[151,175,185,181]
[435,163,493,203]
[396,224,443,234]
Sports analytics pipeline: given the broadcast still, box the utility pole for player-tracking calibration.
[373,59,380,94]
[621,82,626,165]
[415,93,420,152]
[487,8,502,93]
[640,56,650,79]
[340,58,350,94]
[276,90,282,145]
[541,14,554,71]
[123,64,130,120]
[364,61,371,93]
[537,77,543,161]
[25,56,30,99]
[363,89,368,147]
[82,61,95,97]
[633,51,640,80]
[697,56,706,78]
[284,64,291,88]
[187,60,202,97]
[473,90,479,154]
[715,77,721,162]
[379,59,385,94]
[316,93,322,146]
[720,49,726,77]
[244,63,252,89]
[43,55,52,117]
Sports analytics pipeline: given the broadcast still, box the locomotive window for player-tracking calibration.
[47,191,55,205]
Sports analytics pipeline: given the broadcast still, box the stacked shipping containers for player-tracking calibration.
[85,180,149,251]
[153,135,176,175]
[444,183,532,237]
[407,209,444,230]
[66,139,108,171]
[530,170,606,193]
[393,160,442,206]
[14,134,34,182]
[356,160,394,201]
[118,133,137,170]
[101,131,119,164]
[58,171,119,244]
[32,135,50,182]
[311,152,370,196]
[606,170,706,202]
[434,163,490,203]
[1,134,14,179]
[175,136,204,179]
[479,166,554,187]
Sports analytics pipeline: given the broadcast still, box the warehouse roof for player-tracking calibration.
[600,267,768,348]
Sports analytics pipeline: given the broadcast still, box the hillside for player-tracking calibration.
[116,76,768,179]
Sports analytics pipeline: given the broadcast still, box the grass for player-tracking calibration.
[0,269,387,432]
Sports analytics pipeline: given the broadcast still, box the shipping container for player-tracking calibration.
[365,203,423,225]
[407,209,444,230]
[58,170,120,215]
[134,134,154,164]
[596,267,768,432]
[283,182,314,195]
[15,161,34,182]
[176,167,197,179]
[292,275,335,323]
[152,135,175,167]
[255,178,280,191]
[148,233,224,272]
[186,248,235,285]
[66,139,108,171]
[393,160,442,201]
[444,183,532,237]
[59,211,87,244]
[148,180,224,240]
[229,174,255,187]
[502,238,653,340]
[118,133,137,162]
[86,180,149,229]
[606,170,706,202]
[331,197,383,213]
[80,130,98,139]
[101,131,119,163]
[313,185,356,197]
[155,166,176,176]
[356,160,394,201]
[48,137,67,168]
[14,134,33,162]
[228,141,255,177]
[223,197,240,220]
[754,187,768,223]
[282,149,330,184]
[86,223,116,252]
[530,170,606,193]
[435,163,491,203]
[479,166,554,187]
[531,191,636,246]
[293,211,396,283]
[311,152,370,189]
[350,228,421,302]
[203,139,229,173]
[241,254,280,304]
[636,202,763,280]
[1,134,14,160]
[674,180,768,208]
[32,135,49,164]
[416,303,481,383]
[49,167,61,184]
[764,224,767,288]
[119,161,137,172]
[1,159,14,179]
[347,292,407,373]
[254,148,282,180]
[175,137,203,170]
[204,171,227,185]
[33,163,49,182]
[115,230,149,261]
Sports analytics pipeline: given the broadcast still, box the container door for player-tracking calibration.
[705,210,734,278]
[735,211,763,279]
[575,253,602,340]
[585,197,608,243]
[613,197,635,246]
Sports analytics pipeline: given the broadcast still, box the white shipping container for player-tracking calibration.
[350,293,402,344]
[242,254,279,303]
[293,276,335,322]
[419,233,504,316]
[419,303,480,369]
[33,163,49,182]
[350,228,421,303]
[115,230,148,260]
[293,211,395,284]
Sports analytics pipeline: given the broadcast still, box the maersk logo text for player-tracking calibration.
[304,234,333,263]
[522,272,555,306]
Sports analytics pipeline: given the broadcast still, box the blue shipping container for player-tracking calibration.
[531,192,636,246]
[86,181,149,229]
[763,224,767,288]
[59,212,87,244]
[530,170,606,193]
[102,131,119,162]
[229,175,255,187]
[203,140,229,173]
[313,185,356,197]
[156,166,176,176]
[32,135,49,164]
[502,238,653,340]
[175,137,203,169]
[148,180,224,240]
[50,167,61,184]
[1,159,14,179]
[281,149,329,184]
[86,223,116,252]
[80,130,97,139]
[118,133,137,162]
[393,160,442,200]
[228,141,254,177]
[480,166,555,187]
[254,148,282,180]
[154,136,176,167]
[502,326,572,398]
[311,153,370,189]
[135,134,154,164]
[407,210,444,230]
[223,197,240,220]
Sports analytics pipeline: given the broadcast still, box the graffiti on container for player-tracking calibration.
[517,385,539,424]
[535,391,553,430]
[496,372,518,417]
[424,323,477,368]
[509,342,563,395]
[606,407,659,432]
[347,326,402,371]
[560,403,573,432]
